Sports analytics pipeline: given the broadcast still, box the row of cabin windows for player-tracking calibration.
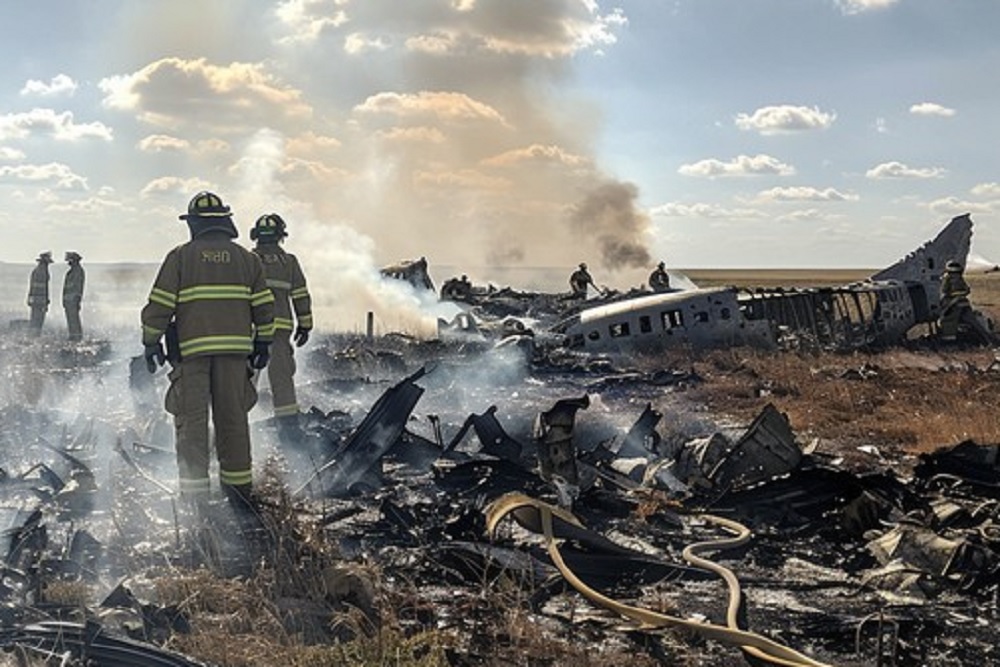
[592,306,732,341]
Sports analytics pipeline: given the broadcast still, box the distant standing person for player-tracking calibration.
[649,261,671,292]
[569,262,594,298]
[250,213,313,438]
[141,191,275,506]
[27,251,53,336]
[63,251,86,341]
[938,259,973,341]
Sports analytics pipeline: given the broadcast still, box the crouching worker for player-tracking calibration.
[141,191,275,508]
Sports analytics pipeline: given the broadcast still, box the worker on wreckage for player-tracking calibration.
[141,191,275,508]
[938,259,974,341]
[250,212,313,441]
[648,260,671,292]
[62,251,86,341]
[569,262,596,298]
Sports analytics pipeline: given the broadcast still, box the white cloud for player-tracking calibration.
[137,134,191,152]
[0,147,26,161]
[776,209,838,223]
[0,162,88,190]
[910,102,956,117]
[482,144,590,168]
[679,154,796,178]
[20,74,78,97]
[650,202,766,219]
[735,105,836,135]
[971,182,1000,198]
[836,0,899,16]
[354,91,509,126]
[99,58,311,131]
[345,32,391,54]
[140,176,214,198]
[925,196,994,216]
[757,186,859,202]
[275,0,349,44]
[0,109,113,141]
[866,161,946,179]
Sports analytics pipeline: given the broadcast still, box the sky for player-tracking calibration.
[2,0,999,285]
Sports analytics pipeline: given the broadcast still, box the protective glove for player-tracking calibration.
[293,327,310,347]
[249,340,270,370]
[144,342,166,373]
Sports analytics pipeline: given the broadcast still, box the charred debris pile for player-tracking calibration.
[2,329,1000,666]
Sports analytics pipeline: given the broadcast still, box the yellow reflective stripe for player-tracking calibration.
[274,317,294,330]
[290,287,310,299]
[274,403,300,417]
[179,335,253,356]
[149,287,177,308]
[179,477,211,494]
[297,314,313,328]
[177,284,251,303]
[219,469,253,486]
[251,289,275,306]
[143,325,164,337]
[266,279,293,290]
[256,321,276,339]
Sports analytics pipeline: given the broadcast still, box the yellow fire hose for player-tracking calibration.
[485,493,834,667]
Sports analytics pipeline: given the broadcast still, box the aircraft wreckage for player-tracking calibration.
[2,214,999,665]
[430,214,997,353]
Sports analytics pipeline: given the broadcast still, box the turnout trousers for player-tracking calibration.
[64,305,82,341]
[29,306,46,335]
[165,354,258,497]
[265,328,299,417]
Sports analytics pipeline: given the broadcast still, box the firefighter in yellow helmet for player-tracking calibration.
[63,251,85,341]
[569,262,594,298]
[648,260,671,293]
[27,251,53,336]
[250,213,313,439]
[938,259,972,341]
[141,191,275,507]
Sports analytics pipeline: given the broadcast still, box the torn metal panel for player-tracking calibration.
[296,367,427,497]
[533,396,590,486]
[444,405,525,462]
[707,403,802,492]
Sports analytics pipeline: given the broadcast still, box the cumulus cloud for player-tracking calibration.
[650,202,765,219]
[866,161,946,179]
[140,176,214,198]
[735,105,836,135]
[137,134,191,152]
[99,58,311,131]
[679,154,796,178]
[354,91,509,126]
[277,0,626,57]
[836,0,899,15]
[482,144,589,168]
[0,162,88,190]
[971,182,1000,198]
[757,186,859,202]
[909,102,956,117]
[20,74,79,97]
[0,147,26,161]
[0,109,112,142]
[373,126,446,144]
[925,196,994,216]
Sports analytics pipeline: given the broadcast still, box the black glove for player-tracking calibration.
[249,340,270,369]
[144,342,166,373]
[293,327,310,347]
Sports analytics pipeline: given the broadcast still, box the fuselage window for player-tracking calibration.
[639,315,652,333]
[694,311,709,323]
[661,310,684,330]
[588,330,601,341]
[720,307,731,320]
[609,322,630,338]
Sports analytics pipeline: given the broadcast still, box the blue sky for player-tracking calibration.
[2,0,998,280]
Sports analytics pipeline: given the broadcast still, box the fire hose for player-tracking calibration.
[485,493,834,667]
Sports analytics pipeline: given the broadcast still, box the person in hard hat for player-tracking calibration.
[27,251,53,336]
[649,261,671,293]
[569,262,595,298]
[141,191,275,508]
[62,251,86,341]
[250,213,313,441]
[938,259,973,341]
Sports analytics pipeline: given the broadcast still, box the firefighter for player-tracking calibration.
[938,259,973,341]
[569,262,595,298]
[63,251,86,341]
[141,191,275,507]
[27,251,53,335]
[649,261,671,292]
[250,213,313,439]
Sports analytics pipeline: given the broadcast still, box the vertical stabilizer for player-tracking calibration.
[870,214,972,283]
